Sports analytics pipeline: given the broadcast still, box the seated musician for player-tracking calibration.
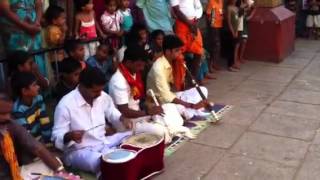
[52,67,132,175]
[147,35,209,119]
[0,93,76,180]
[109,45,173,143]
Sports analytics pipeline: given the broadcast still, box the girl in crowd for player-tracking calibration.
[101,0,124,49]
[74,0,105,59]
[119,0,134,33]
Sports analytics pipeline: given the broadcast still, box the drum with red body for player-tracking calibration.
[101,133,165,180]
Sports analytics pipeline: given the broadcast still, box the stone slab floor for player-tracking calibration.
[155,39,320,180]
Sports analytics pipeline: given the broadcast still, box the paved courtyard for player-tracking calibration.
[155,39,320,180]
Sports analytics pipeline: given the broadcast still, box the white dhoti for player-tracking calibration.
[112,103,193,144]
[64,131,131,174]
[175,87,209,119]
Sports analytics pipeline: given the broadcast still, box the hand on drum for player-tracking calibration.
[120,116,133,130]
[65,130,85,144]
[147,106,164,116]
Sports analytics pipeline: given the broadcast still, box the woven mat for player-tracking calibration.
[164,104,233,157]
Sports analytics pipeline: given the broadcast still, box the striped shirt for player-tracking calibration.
[12,95,52,144]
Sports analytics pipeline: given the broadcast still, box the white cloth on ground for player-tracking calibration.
[175,86,210,119]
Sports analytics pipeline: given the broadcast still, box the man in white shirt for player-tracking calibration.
[170,0,204,81]
[52,67,132,174]
[109,45,172,142]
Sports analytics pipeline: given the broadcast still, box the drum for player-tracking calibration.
[100,149,139,180]
[121,133,165,180]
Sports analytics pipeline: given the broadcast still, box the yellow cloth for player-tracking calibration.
[0,131,22,180]
[147,56,177,104]
[46,25,63,46]
[45,25,65,63]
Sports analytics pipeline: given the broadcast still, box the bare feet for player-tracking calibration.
[212,64,221,71]
[209,67,215,74]
[205,74,217,80]
[228,66,239,72]
[198,79,209,85]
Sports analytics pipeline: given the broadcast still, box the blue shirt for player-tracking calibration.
[12,95,52,144]
[120,9,134,32]
[136,0,173,33]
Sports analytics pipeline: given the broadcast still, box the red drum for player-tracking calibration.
[101,133,165,180]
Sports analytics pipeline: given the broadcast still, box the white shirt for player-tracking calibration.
[52,87,123,150]
[170,0,203,20]
[101,10,123,32]
[109,70,140,111]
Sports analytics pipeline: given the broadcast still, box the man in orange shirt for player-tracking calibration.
[206,0,224,72]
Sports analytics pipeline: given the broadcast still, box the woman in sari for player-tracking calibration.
[0,0,47,76]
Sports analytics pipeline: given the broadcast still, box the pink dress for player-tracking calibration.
[79,19,98,40]
[79,19,99,60]
[101,10,123,49]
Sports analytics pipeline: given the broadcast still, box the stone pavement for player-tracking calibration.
[155,39,320,180]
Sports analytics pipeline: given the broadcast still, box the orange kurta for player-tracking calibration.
[206,0,224,28]
[174,19,204,56]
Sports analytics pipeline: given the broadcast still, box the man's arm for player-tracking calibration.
[117,104,147,119]
[35,0,43,25]
[52,105,72,150]
[0,0,40,35]
[171,1,197,34]
[104,94,122,124]
[9,122,61,171]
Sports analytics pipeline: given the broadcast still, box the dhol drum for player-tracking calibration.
[101,133,165,180]
[101,149,139,180]
[121,133,165,180]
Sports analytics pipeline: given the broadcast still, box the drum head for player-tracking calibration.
[123,133,161,148]
[102,149,136,163]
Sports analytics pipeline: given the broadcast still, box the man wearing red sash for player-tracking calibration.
[109,46,174,143]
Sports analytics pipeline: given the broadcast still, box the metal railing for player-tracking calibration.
[0,37,102,91]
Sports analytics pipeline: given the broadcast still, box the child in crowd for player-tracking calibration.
[44,5,67,82]
[150,29,165,61]
[131,23,151,53]
[44,5,67,62]
[206,0,223,72]
[65,39,86,69]
[75,0,105,59]
[87,44,117,92]
[117,23,151,62]
[54,58,82,102]
[119,0,134,33]
[7,51,50,92]
[237,0,255,64]
[226,0,240,71]
[306,0,320,39]
[11,72,53,146]
[101,0,124,49]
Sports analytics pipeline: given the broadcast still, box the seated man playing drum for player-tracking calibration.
[109,45,192,143]
[52,67,132,175]
[147,35,209,119]
[0,93,78,180]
